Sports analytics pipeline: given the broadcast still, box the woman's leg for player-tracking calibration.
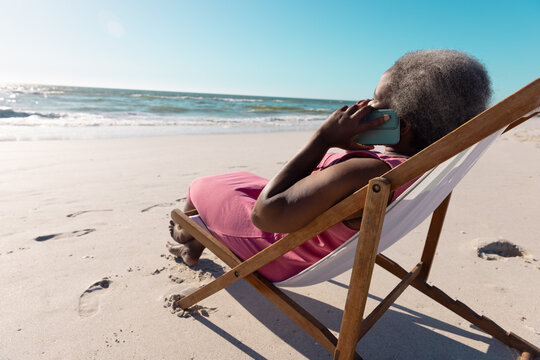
[167,200,206,266]
[168,201,198,243]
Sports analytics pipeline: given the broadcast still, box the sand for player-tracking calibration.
[0,125,539,359]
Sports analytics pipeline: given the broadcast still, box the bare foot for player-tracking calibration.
[166,241,205,267]
[169,220,191,244]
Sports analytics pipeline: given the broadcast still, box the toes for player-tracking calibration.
[169,222,180,241]
[165,241,199,267]
[166,242,184,257]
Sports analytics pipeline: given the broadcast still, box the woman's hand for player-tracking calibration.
[251,100,391,233]
[314,99,390,151]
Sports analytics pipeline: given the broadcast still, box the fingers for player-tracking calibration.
[356,99,371,105]
[358,113,390,131]
[337,100,370,115]
[351,103,374,121]
[358,99,371,106]
[345,104,358,115]
[345,99,370,115]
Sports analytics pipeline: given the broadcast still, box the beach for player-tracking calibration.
[1,124,539,359]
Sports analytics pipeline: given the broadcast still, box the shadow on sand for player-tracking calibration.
[186,263,515,359]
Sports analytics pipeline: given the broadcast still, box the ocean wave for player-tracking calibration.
[29,90,65,96]
[130,93,205,100]
[0,108,61,119]
[0,112,325,128]
[246,105,331,114]
[211,97,263,103]
[149,106,190,113]
[130,93,264,103]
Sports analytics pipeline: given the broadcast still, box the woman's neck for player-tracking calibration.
[384,144,417,157]
[383,130,418,157]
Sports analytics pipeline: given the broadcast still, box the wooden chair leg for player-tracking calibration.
[376,254,540,357]
[334,178,392,360]
[356,262,422,340]
[418,193,452,281]
[245,272,342,355]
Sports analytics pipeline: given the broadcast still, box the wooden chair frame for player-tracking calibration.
[171,78,540,359]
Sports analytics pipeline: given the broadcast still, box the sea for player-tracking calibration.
[0,84,351,141]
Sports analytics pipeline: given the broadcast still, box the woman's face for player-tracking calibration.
[369,70,392,110]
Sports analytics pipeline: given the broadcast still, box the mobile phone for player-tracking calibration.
[353,109,400,145]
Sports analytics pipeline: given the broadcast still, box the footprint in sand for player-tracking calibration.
[34,228,96,242]
[66,209,113,218]
[475,239,529,260]
[141,197,186,213]
[163,285,217,318]
[169,257,226,283]
[79,278,111,317]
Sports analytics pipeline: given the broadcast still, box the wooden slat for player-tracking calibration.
[171,210,347,356]
[418,193,452,281]
[375,254,540,357]
[356,262,422,340]
[375,254,409,279]
[183,208,199,216]
[334,178,391,360]
[245,272,341,355]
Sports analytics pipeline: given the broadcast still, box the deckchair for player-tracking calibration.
[171,78,540,359]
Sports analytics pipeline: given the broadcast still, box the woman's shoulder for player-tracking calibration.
[317,150,408,171]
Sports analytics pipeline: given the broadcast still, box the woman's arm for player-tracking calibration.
[251,100,390,233]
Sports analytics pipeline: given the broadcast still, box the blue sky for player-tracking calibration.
[0,0,538,102]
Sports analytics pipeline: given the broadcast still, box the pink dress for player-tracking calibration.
[187,150,408,282]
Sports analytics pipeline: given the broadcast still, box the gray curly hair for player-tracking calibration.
[386,50,492,151]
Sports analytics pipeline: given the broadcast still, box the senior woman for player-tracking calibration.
[167,49,492,283]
